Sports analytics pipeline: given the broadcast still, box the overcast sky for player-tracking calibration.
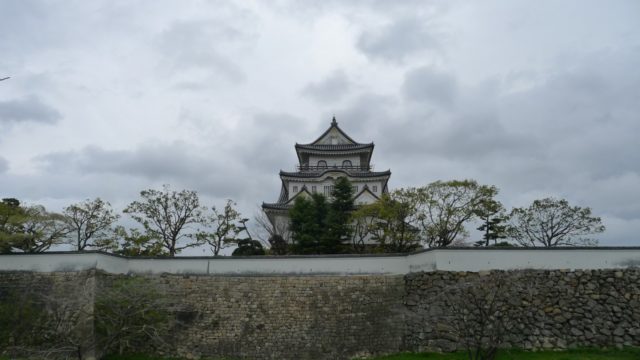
[1,0,639,251]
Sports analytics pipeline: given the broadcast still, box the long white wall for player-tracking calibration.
[1,248,639,276]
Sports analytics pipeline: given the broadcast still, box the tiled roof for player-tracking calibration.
[295,143,374,151]
[262,202,292,210]
[279,169,391,178]
[299,117,364,146]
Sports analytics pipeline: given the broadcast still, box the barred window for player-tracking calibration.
[372,185,378,193]
[293,186,298,193]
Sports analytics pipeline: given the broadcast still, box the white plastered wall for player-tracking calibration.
[1,249,639,276]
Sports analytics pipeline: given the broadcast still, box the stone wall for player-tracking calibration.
[404,269,640,352]
[2,261,640,359]
[0,270,96,358]
[0,271,405,360]
[98,273,405,360]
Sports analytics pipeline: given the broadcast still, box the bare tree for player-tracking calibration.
[63,198,119,251]
[124,185,205,256]
[507,198,605,247]
[350,212,377,253]
[1,273,95,359]
[95,277,171,357]
[197,199,241,255]
[254,207,289,242]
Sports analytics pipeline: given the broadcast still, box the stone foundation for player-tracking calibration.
[1,256,640,359]
[404,269,640,352]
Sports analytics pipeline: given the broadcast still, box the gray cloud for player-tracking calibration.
[301,71,350,103]
[402,66,458,108]
[357,17,440,63]
[0,95,61,124]
[156,19,249,83]
[0,156,7,173]
[1,1,638,247]
[35,143,244,198]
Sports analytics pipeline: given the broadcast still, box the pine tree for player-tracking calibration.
[475,198,507,246]
[289,193,329,254]
[324,177,354,253]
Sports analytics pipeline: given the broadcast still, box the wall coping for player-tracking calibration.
[3,246,640,259]
[1,248,639,276]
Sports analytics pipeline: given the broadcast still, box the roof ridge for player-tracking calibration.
[300,117,363,146]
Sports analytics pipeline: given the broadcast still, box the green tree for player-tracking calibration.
[418,180,498,248]
[352,190,422,253]
[0,198,25,252]
[507,198,605,247]
[124,185,204,256]
[113,226,167,256]
[289,193,329,254]
[8,205,69,253]
[197,199,242,255]
[267,234,288,255]
[231,217,266,256]
[474,198,508,247]
[232,239,265,256]
[63,198,119,251]
[324,177,355,253]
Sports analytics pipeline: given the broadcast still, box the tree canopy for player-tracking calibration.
[288,177,356,254]
[0,199,69,253]
[507,197,605,247]
[197,199,242,256]
[289,193,329,254]
[123,185,204,256]
[352,190,422,253]
[63,198,119,251]
[417,180,498,248]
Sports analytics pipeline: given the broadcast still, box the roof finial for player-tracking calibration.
[331,115,337,125]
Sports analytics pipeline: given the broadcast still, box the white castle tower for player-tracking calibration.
[262,117,391,241]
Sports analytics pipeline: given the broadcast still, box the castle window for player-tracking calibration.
[342,160,352,168]
[311,185,316,192]
[293,186,298,193]
[372,185,378,193]
[324,185,334,195]
[317,160,327,169]
[352,186,358,193]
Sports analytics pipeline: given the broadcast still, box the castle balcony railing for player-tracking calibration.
[296,164,373,172]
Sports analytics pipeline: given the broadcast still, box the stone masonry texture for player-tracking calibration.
[404,269,640,352]
[1,271,405,360]
[1,268,640,359]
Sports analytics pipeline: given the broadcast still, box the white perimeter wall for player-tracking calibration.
[1,249,639,276]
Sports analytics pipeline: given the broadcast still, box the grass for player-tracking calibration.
[367,348,640,360]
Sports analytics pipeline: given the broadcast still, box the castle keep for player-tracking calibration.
[262,117,391,240]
